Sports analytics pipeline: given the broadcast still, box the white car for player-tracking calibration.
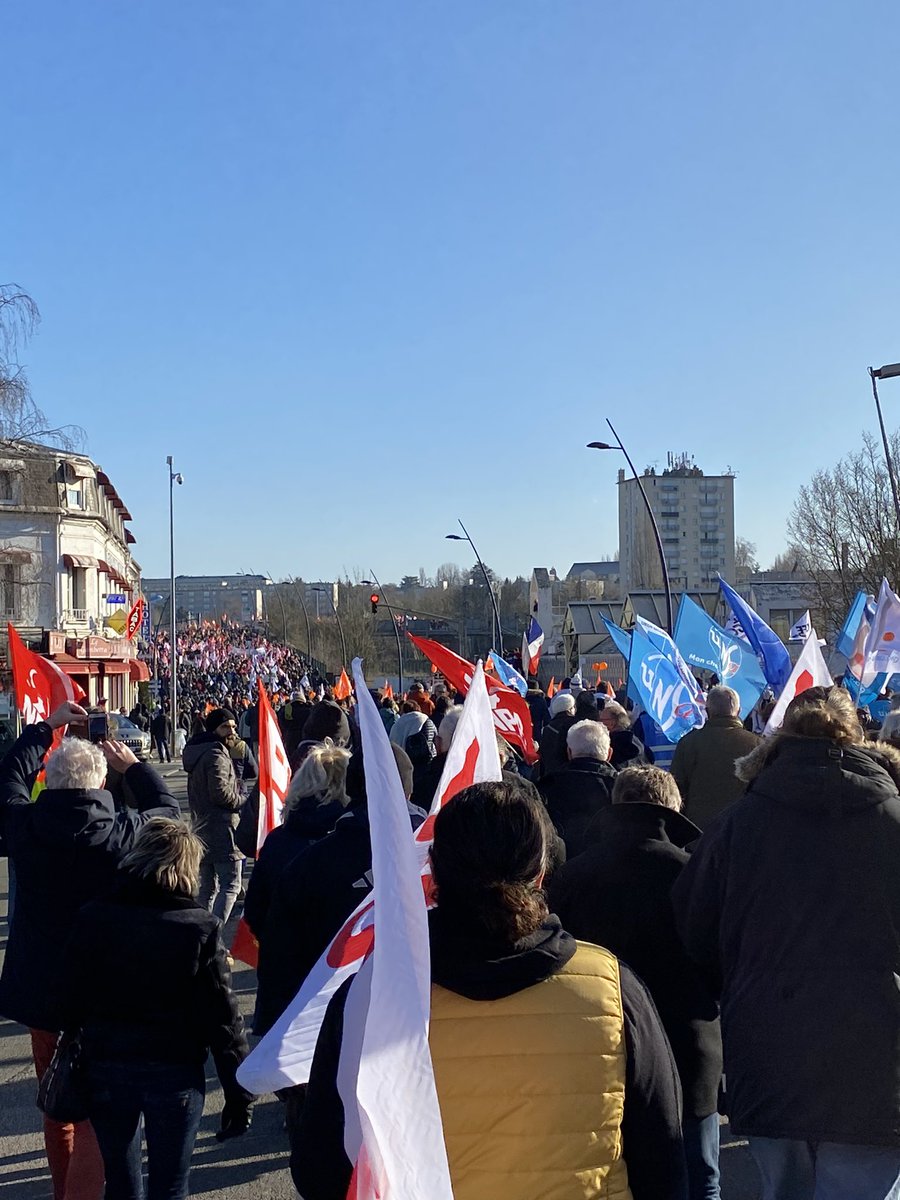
[108,714,151,761]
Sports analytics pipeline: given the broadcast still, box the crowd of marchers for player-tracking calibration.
[2,636,900,1200]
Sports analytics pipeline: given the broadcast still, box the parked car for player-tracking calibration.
[108,714,151,761]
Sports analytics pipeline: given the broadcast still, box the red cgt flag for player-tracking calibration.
[8,623,84,725]
[407,633,538,763]
[231,681,290,969]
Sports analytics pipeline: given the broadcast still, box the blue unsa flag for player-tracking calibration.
[628,617,706,743]
[718,575,792,694]
[674,595,767,719]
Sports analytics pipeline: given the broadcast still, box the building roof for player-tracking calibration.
[567,561,620,580]
[532,567,551,587]
[565,600,627,635]
[142,574,270,589]
[624,589,722,627]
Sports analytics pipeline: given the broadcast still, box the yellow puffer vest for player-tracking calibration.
[429,941,633,1200]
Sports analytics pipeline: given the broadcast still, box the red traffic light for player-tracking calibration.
[370,593,380,614]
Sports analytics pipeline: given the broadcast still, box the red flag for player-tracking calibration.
[126,597,144,641]
[8,623,84,725]
[546,676,557,699]
[407,633,538,763]
[231,681,290,968]
[333,668,352,701]
[383,680,394,701]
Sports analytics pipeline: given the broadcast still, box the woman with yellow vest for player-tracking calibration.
[291,779,687,1200]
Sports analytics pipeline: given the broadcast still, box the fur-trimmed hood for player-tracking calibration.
[734,733,900,812]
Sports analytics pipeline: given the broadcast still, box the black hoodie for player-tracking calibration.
[0,722,179,1030]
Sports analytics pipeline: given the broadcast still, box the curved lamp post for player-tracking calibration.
[588,419,673,634]
[165,456,183,756]
[869,364,900,533]
[446,519,502,651]
[312,585,347,669]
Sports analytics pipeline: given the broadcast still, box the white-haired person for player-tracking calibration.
[537,691,577,777]
[60,818,253,1200]
[538,718,617,857]
[0,701,179,1200]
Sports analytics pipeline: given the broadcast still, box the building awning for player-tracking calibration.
[0,548,33,563]
[101,660,130,675]
[53,654,100,676]
[125,530,136,544]
[128,660,151,682]
[66,461,94,480]
[62,554,98,569]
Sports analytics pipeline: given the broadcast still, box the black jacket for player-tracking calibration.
[149,711,171,741]
[60,873,251,1105]
[525,688,551,743]
[549,802,721,1118]
[243,797,348,939]
[291,912,686,1200]
[0,722,179,1031]
[538,757,617,858]
[537,710,576,777]
[610,728,652,768]
[254,804,376,1035]
[673,734,900,1145]
[183,733,242,859]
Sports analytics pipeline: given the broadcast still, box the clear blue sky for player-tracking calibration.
[5,1,900,584]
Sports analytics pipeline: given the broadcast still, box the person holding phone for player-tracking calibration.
[0,701,179,1200]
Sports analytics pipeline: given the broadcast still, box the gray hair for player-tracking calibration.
[45,737,107,791]
[706,685,740,718]
[612,765,682,811]
[288,740,351,809]
[119,817,203,896]
[600,701,631,730]
[549,692,575,717]
[436,705,464,752]
[566,719,611,761]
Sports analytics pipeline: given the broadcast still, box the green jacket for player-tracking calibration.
[671,716,760,829]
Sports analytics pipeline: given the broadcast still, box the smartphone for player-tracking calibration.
[88,714,109,743]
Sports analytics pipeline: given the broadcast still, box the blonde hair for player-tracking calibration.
[45,737,107,791]
[119,818,203,896]
[613,765,682,811]
[288,740,351,809]
[782,686,862,745]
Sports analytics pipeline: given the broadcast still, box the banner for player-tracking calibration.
[338,660,453,1200]
[764,632,832,734]
[408,633,538,763]
[628,621,705,743]
[232,682,290,968]
[788,610,812,643]
[237,659,502,1094]
[718,575,792,693]
[126,597,144,642]
[674,595,767,719]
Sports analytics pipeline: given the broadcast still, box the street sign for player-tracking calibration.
[140,602,151,642]
[106,593,127,605]
[106,610,127,634]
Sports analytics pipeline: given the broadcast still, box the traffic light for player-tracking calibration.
[370,593,380,614]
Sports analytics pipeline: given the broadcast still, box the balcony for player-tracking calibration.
[62,609,89,626]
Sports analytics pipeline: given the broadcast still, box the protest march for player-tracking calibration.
[3,568,900,1200]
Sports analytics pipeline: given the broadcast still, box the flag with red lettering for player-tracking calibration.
[337,659,453,1200]
[407,633,538,763]
[8,623,85,725]
[126,597,144,641]
[237,659,501,1094]
[231,682,290,967]
[764,632,832,735]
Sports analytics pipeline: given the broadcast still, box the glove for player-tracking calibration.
[216,1098,252,1141]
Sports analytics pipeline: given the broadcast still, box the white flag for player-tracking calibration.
[788,611,811,642]
[335,659,454,1200]
[861,579,900,686]
[237,660,502,1095]
[764,632,833,735]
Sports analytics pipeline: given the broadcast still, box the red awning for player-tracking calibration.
[53,654,99,676]
[125,530,136,544]
[62,554,98,569]
[101,661,129,675]
[128,660,150,682]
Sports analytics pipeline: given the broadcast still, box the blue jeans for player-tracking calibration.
[86,1060,205,1200]
[749,1137,900,1200]
[683,1113,721,1199]
[199,854,242,924]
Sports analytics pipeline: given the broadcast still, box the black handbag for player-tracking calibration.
[36,1032,90,1124]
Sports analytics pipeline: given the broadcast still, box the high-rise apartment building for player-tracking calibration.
[618,455,735,593]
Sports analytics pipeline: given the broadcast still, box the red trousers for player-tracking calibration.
[30,1028,105,1200]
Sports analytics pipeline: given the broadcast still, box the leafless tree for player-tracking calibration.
[734,536,760,583]
[0,284,84,450]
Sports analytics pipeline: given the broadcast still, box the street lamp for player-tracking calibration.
[166,456,183,756]
[869,365,900,533]
[312,586,347,668]
[446,519,502,652]
[588,419,673,634]
[286,575,313,661]
[363,574,403,695]
[264,570,287,642]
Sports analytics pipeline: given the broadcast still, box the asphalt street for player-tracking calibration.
[0,758,761,1198]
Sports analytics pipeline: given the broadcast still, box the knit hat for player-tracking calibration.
[549,693,576,717]
[205,707,236,733]
[302,700,351,747]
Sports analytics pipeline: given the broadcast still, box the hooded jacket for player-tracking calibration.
[291,913,687,1200]
[549,802,721,1118]
[539,757,617,858]
[0,721,179,1031]
[183,732,243,859]
[673,733,900,1145]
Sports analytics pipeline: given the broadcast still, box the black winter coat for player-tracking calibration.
[0,722,179,1031]
[525,689,551,743]
[538,757,617,858]
[60,874,251,1105]
[549,802,721,1118]
[673,734,900,1146]
[242,798,348,939]
[537,712,576,778]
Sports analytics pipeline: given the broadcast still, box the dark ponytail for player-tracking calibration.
[430,780,551,944]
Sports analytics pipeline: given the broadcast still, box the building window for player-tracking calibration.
[0,471,14,503]
[0,564,19,616]
[66,485,84,509]
[71,567,87,611]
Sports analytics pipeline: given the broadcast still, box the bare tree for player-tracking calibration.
[787,430,900,630]
[0,284,84,450]
[734,536,760,583]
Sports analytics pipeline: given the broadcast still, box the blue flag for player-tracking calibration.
[628,621,706,742]
[674,595,767,719]
[488,649,527,696]
[718,576,792,694]
[836,591,868,659]
[842,671,885,708]
[600,617,640,704]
